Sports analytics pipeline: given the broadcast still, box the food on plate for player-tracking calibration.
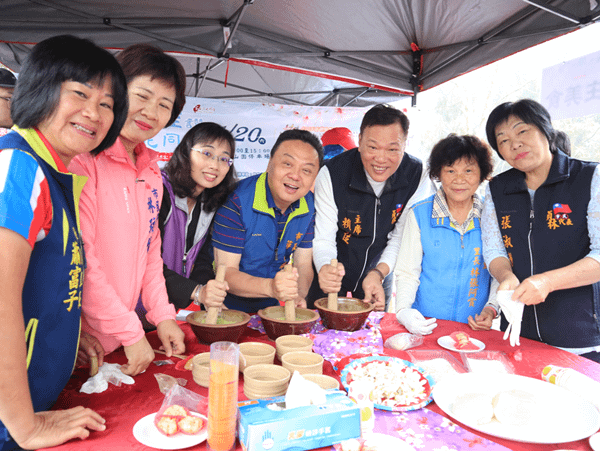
[345,359,429,408]
[178,415,205,435]
[412,358,457,383]
[154,404,206,436]
[450,331,480,351]
[163,404,189,417]
[156,416,179,436]
[492,389,537,426]
[451,392,495,424]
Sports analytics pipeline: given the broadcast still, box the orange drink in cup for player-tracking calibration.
[208,342,239,451]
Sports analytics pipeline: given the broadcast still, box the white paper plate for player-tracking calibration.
[437,335,485,353]
[133,412,207,450]
[590,432,600,451]
[433,372,600,444]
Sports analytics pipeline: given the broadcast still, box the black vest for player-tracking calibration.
[308,148,422,303]
[489,151,600,347]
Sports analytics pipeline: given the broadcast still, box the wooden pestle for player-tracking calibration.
[205,265,226,325]
[284,263,296,321]
[327,258,339,311]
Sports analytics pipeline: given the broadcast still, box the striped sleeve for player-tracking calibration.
[212,192,246,254]
[298,213,315,248]
[0,148,52,247]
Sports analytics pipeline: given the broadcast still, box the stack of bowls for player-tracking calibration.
[243,364,291,399]
[239,342,276,372]
[275,335,314,361]
[191,352,211,387]
[281,351,324,375]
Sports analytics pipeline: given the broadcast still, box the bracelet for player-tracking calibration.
[369,268,385,282]
[192,285,203,306]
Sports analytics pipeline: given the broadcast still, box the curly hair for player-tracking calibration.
[164,122,237,212]
[428,134,494,183]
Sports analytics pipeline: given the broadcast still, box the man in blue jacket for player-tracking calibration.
[213,129,323,313]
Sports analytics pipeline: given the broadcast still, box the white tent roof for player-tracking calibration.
[1,0,599,106]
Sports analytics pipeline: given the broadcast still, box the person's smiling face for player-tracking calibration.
[189,139,233,196]
[119,75,175,149]
[495,114,552,174]
[358,123,406,182]
[439,157,482,208]
[266,139,319,211]
[38,78,115,167]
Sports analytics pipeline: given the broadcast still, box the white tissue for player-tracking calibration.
[285,371,327,409]
[80,362,135,394]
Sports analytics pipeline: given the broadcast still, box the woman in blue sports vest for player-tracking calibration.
[0,35,127,450]
[481,99,600,362]
[394,134,497,334]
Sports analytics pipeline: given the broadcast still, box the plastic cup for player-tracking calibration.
[207,342,239,451]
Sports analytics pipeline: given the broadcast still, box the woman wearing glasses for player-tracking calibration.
[69,44,187,377]
[159,122,237,312]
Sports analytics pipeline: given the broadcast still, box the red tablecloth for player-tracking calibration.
[41,315,600,451]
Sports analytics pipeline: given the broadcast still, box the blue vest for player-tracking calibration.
[411,195,490,323]
[489,150,600,347]
[224,173,315,313]
[319,148,422,298]
[0,130,85,446]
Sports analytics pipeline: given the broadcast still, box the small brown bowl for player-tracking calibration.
[191,352,211,387]
[243,364,290,399]
[303,374,340,390]
[239,342,276,372]
[281,351,324,375]
[275,335,314,361]
[186,310,251,344]
[258,306,319,340]
[314,297,374,331]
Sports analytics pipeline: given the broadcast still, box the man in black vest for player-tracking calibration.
[308,104,433,310]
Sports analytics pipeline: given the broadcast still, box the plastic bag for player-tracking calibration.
[157,384,208,417]
[383,333,423,351]
[154,373,188,394]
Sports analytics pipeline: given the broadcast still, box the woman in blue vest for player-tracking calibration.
[394,134,497,334]
[0,36,127,450]
[481,99,600,361]
[159,122,237,311]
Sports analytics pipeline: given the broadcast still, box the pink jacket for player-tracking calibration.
[69,138,176,354]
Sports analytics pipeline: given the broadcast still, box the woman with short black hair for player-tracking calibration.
[0,34,127,450]
[394,134,498,333]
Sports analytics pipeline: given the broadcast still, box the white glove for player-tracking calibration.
[396,308,438,335]
[497,290,524,346]
[80,362,135,394]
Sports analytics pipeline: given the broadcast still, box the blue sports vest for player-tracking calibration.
[411,195,491,323]
[0,130,85,447]
[489,150,600,347]
[223,173,315,313]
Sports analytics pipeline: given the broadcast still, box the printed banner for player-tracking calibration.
[542,49,600,120]
[146,97,367,178]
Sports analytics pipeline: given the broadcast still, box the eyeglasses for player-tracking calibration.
[192,147,234,167]
[0,96,11,105]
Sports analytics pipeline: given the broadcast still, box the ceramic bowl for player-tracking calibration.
[275,335,314,361]
[191,352,211,387]
[302,374,340,390]
[258,306,319,340]
[281,351,324,375]
[314,297,374,331]
[239,342,276,372]
[186,310,251,344]
[243,364,291,399]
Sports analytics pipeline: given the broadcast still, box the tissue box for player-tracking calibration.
[238,391,360,451]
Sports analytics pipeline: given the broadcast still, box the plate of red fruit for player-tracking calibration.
[437,331,485,353]
[133,404,207,449]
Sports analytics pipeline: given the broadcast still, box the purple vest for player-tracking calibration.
[161,172,206,277]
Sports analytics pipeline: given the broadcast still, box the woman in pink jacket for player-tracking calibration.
[69,44,187,376]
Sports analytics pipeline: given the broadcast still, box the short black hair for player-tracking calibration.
[164,122,237,212]
[117,44,186,127]
[428,134,494,183]
[485,99,571,158]
[270,129,324,168]
[360,104,410,136]
[11,35,128,155]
